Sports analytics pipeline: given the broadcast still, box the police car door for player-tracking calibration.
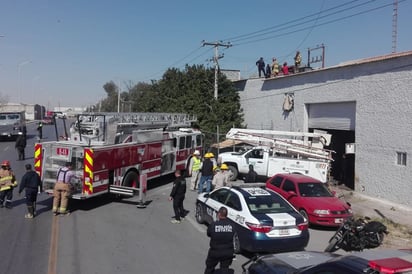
[206,188,230,222]
[224,191,245,226]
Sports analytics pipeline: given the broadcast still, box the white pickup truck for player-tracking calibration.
[218,146,330,183]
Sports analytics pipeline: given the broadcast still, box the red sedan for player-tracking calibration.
[265,173,352,227]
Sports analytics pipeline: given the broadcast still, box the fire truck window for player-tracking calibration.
[186,135,192,148]
[196,134,202,147]
[179,137,185,150]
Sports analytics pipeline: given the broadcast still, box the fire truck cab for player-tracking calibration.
[35,112,202,203]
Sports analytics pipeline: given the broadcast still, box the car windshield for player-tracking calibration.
[298,182,333,197]
[246,194,295,214]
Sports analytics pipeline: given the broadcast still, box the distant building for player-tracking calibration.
[221,69,241,81]
[0,103,44,120]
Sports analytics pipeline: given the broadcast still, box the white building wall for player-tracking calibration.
[235,52,412,206]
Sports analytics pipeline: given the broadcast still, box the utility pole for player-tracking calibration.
[202,41,231,99]
[392,0,398,53]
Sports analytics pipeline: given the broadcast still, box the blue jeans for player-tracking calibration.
[198,175,212,194]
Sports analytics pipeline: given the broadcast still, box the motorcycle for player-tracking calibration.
[324,216,388,252]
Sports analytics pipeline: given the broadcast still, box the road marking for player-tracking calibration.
[47,216,59,274]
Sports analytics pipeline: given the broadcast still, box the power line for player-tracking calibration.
[229,0,400,48]
[228,0,393,46]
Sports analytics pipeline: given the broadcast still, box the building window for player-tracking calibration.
[396,152,407,166]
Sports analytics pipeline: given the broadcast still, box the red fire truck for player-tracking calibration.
[34,112,202,204]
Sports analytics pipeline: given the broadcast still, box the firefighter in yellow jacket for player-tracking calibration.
[0,160,17,209]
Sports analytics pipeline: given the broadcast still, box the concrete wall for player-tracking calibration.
[234,52,412,207]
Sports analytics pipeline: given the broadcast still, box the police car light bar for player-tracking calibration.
[368,257,412,273]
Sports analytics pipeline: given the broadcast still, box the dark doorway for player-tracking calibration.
[310,128,355,189]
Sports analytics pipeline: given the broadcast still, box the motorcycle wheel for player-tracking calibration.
[324,236,340,252]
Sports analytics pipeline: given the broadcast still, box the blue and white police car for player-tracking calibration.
[195,185,310,253]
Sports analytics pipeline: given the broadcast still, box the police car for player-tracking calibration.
[195,185,310,253]
[242,249,412,274]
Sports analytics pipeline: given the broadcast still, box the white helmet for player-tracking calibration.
[193,150,200,156]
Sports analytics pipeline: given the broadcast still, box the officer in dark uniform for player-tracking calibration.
[18,164,42,219]
[205,206,235,274]
[169,169,186,224]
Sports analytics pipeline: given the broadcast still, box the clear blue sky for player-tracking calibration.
[1,0,411,109]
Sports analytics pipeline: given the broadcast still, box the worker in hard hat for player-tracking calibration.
[187,150,202,191]
[198,152,215,194]
[0,160,17,209]
[212,163,230,190]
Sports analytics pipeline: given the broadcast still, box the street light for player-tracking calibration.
[18,60,31,103]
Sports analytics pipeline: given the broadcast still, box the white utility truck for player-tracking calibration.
[218,128,334,183]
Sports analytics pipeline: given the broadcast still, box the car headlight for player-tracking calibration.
[313,209,330,215]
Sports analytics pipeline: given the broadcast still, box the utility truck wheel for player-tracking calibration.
[227,166,238,181]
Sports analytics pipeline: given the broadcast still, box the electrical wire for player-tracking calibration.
[229,0,396,46]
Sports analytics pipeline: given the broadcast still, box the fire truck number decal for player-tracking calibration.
[56,147,70,156]
[316,163,327,169]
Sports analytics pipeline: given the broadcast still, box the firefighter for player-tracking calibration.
[198,152,215,194]
[18,164,42,219]
[204,206,235,274]
[52,162,75,216]
[294,51,302,73]
[212,163,230,190]
[0,160,17,209]
[188,150,202,191]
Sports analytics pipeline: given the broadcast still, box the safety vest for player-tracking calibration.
[0,170,17,191]
[192,157,201,171]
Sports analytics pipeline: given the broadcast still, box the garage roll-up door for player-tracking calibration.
[308,102,356,130]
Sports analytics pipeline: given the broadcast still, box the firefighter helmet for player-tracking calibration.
[1,160,10,167]
[204,152,214,158]
[220,163,229,170]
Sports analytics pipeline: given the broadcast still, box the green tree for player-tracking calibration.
[99,66,243,146]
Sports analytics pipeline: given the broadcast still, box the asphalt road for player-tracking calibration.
[0,121,339,274]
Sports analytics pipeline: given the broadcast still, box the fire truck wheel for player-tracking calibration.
[123,171,139,188]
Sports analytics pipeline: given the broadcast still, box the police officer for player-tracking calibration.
[0,160,17,209]
[52,162,75,216]
[169,169,186,224]
[15,131,27,160]
[205,206,235,274]
[18,164,42,219]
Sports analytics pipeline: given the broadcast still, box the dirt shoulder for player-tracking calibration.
[330,185,412,249]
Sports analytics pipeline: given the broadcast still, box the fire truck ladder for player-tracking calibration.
[72,112,197,144]
[226,128,333,161]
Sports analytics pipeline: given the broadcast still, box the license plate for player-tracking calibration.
[335,218,343,224]
[279,229,290,235]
